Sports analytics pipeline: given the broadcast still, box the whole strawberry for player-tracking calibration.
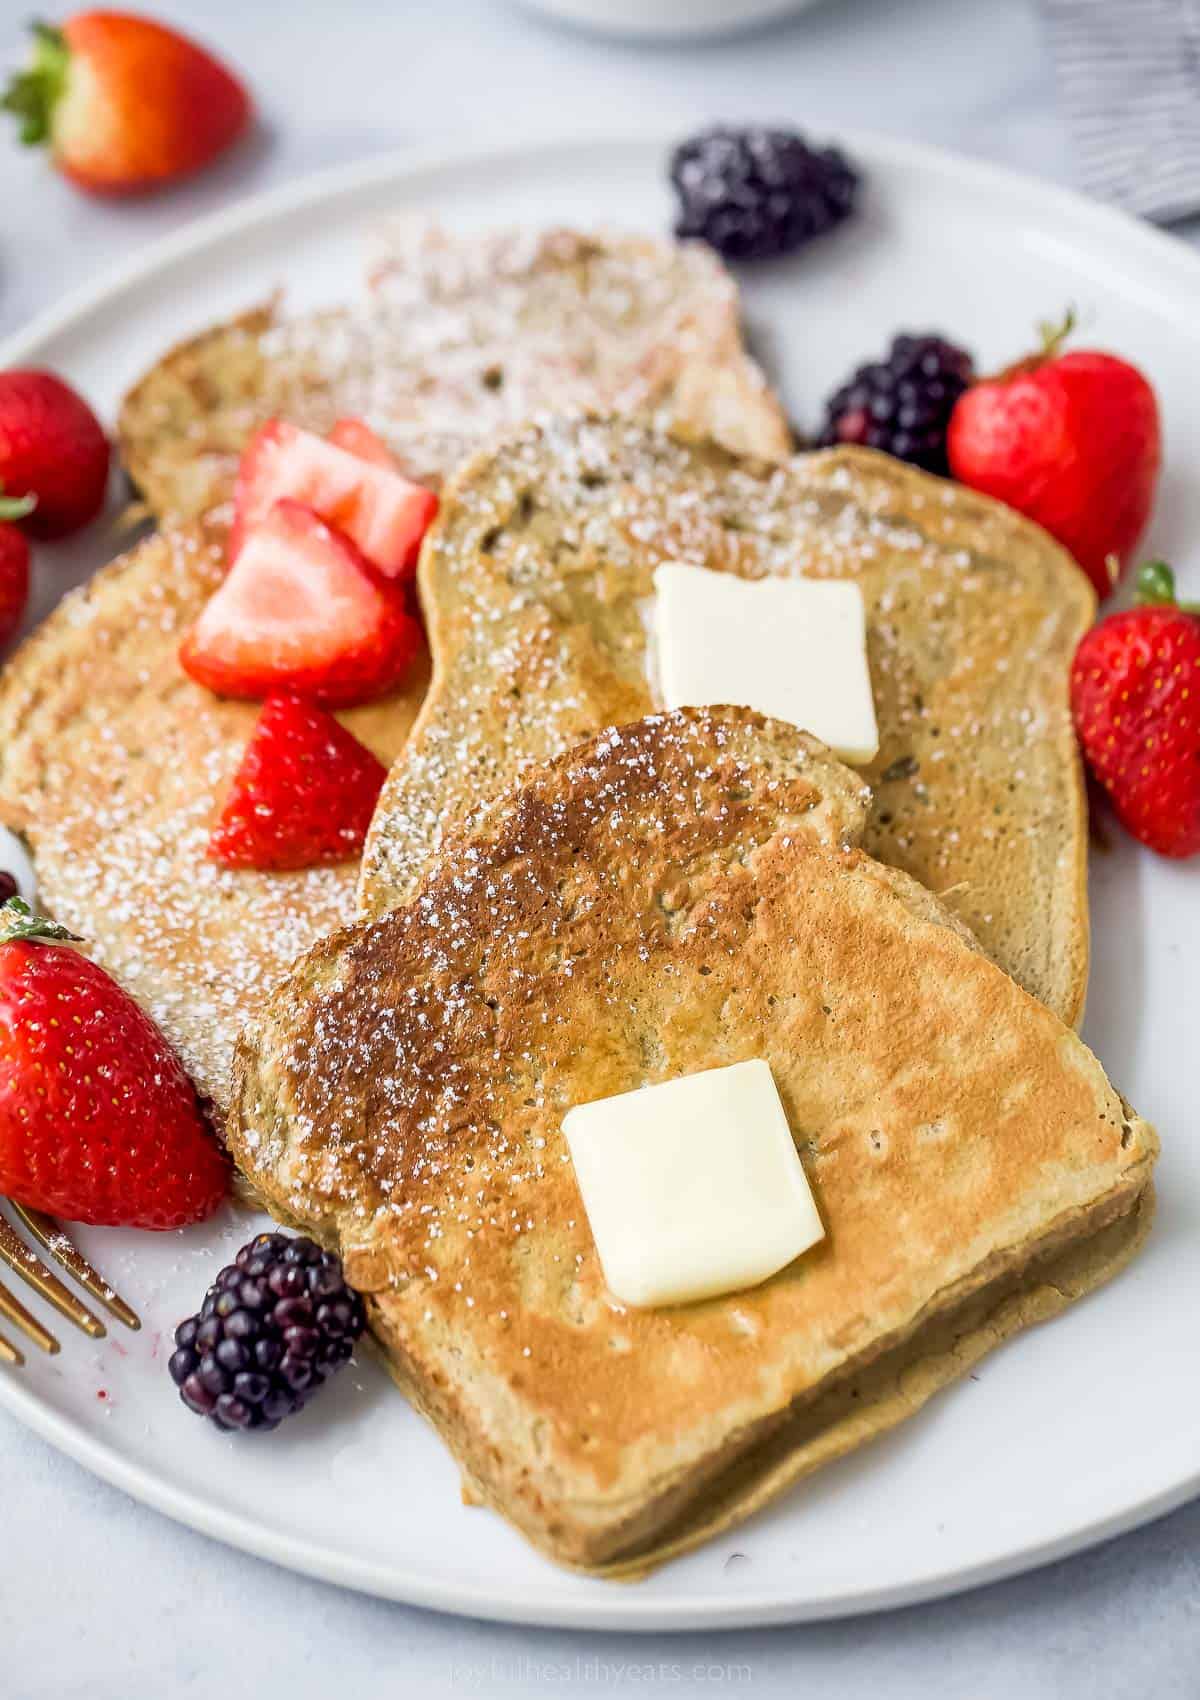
[2,14,251,197]
[948,313,1160,599]
[0,494,34,646]
[0,900,228,1225]
[1071,562,1200,858]
[0,371,109,539]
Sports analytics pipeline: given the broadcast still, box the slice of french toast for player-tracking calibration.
[8,230,788,1117]
[117,226,792,528]
[361,417,1095,1025]
[0,527,428,1108]
[232,708,1155,1574]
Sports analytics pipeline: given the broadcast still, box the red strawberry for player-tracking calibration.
[0,899,228,1227]
[2,14,251,196]
[230,419,437,578]
[180,498,423,708]
[1071,561,1200,858]
[0,370,109,540]
[0,495,34,646]
[208,693,388,871]
[327,417,400,470]
[947,315,1161,599]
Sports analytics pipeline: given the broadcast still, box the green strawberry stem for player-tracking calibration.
[0,896,80,945]
[1136,560,1200,613]
[0,23,68,148]
[0,491,36,523]
[993,306,1076,385]
[1035,306,1076,361]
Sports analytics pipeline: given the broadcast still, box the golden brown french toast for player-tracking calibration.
[0,527,427,1107]
[361,417,1095,1025]
[5,230,790,1114]
[232,708,1155,1573]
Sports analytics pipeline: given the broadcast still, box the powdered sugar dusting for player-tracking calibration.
[123,224,790,523]
[242,706,864,1287]
[0,526,424,1109]
[9,227,791,1117]
[361,416,1090,1032]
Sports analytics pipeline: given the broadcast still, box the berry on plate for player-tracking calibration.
[0,369,109,539]
[818,333,974,476]
[208,692,388,871]
[1071,561,1200,859]
[670,126,860,263]
[169,1231,366,1432]
[2,14,251,196]
[948,314,1161,599]
[180,499,424,708]
[230,419,437,579]
[0,494,35,646]
[0,898,228,1226]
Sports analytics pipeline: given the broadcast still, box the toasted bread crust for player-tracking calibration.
[361,418,1094,1025]
[234,708,1154,1572]
[373,1186,1154,1578]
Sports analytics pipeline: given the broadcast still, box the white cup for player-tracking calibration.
[516,0,820,42]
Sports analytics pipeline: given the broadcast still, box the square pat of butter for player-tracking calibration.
[562,1059,824,1309]
[653,562,879,765]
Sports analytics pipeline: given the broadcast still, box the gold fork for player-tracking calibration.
[0,1201,140,1365]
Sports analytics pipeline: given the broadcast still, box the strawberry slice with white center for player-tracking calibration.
[180,498,423,708]
[230,419,437,579]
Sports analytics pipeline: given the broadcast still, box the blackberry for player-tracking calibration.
[169,1231,366,1433]
[670,126,859,263]
[818,334,975,475]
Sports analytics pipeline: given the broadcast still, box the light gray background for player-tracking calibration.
[2,0,1197,1694]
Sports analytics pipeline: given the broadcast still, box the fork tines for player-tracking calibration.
[0,1202,140,1360]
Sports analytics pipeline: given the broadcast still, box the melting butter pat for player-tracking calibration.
[563,1060,824,1309]
[653,563,879,765]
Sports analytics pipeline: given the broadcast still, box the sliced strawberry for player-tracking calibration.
[208,692,388,871]
[180,499,422,708]
[328,416,399,469]
[229,419,437,579]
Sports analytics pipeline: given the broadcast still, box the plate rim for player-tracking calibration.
[3,1339,1195,1631]
[5,123,1200,371]
[0,124,1196,1631]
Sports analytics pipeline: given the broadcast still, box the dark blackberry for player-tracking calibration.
[818,333,975,475]
[670,126,859,263]
[169,1231,366,1433]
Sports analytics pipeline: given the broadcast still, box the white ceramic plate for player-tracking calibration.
[0,132,1196,1632]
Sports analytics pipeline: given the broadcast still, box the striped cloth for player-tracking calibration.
[1042,0,1200,221]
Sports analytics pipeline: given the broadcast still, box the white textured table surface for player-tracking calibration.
[2,0,1199,1693]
